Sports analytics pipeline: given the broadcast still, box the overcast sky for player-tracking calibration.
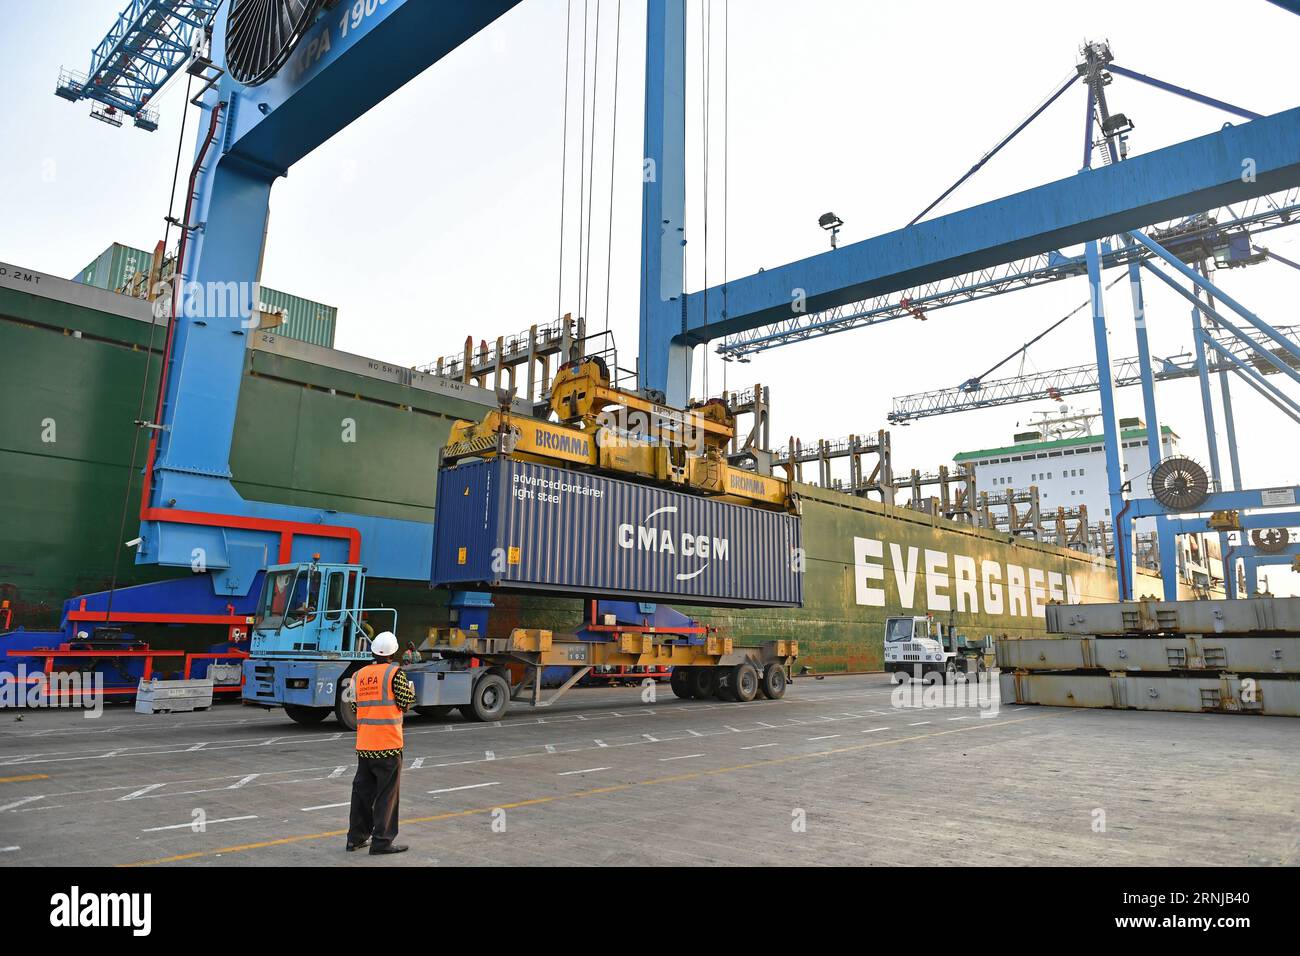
[2,0,1298,592]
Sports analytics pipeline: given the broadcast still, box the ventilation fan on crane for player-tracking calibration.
[225,0,327,87]
[1148,456,1211,511]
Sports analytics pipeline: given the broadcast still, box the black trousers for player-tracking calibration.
[347,754,401,848]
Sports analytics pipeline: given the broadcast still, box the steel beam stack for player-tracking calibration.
[997,597,1300,716]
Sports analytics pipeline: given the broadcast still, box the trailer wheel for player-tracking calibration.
[759,664,787,700]
[686,667,717,700]
[284,704,331,726]
[731,662,759,703]
[335,666,363,731]
[669,667,694,699]
[461,673,509,722]
[415,705,453,720]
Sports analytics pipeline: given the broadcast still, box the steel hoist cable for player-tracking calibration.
[104,72,196,623]
[556,0,574,324]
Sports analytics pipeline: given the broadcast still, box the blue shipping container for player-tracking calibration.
[432,458,803,608]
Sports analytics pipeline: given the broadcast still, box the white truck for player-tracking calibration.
[883,615,991,684]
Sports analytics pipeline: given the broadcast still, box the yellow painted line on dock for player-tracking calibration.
[0,774,49,784]
[122,708,1071,867]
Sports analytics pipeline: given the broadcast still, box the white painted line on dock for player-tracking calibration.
[260,738,282,746]
[484,751,496,761]
[428,782,500,795]
[642,734,659,742]
[228,774,260,789]
[907,721,931,727]
[0,796,44,812]
[408,758,425,770]
[142,815,257,832]
[741,743,779,750]
[594,740,608,748]
[860,728,889,734]
[755,721,777,729]
[947,716,973,721]
[186,743,207,751]
[659,753,704,762]
[119,784,165,801]
[685,729,703,737]
[0,847,18,853]
[808,734,840,741]
[557,767,611,776]
[328,766,348,778]
[302,802,350,812]
[544,745,557,753]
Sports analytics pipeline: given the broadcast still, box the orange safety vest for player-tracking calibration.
[354,662,404,752]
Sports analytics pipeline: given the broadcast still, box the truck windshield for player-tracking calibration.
[257,569,297,629]
[884,618,915,643]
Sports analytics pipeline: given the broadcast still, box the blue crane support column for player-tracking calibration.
[1086,240,1133,598]
[1125,257,1179,598]
[1198,261,1245,492]
[1189,299,1236,596]
[639,0,690,405]
[134,0,523,596]
[1193,264,1242,598]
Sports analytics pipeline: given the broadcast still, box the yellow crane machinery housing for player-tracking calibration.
[443,357,796,512]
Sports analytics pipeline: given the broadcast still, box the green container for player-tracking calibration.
[255,286,337,348]
[74,242,159,298]
[72,242,337,348]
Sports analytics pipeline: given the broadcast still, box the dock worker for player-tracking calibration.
[346,631,414,856]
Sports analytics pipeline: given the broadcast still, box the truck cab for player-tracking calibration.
[250,560,388,659]
[243,560,507,727]
[882,615,990,683]
[243,560,399,727]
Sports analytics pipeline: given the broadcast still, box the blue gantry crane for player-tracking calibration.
[39,0,1300,623]
[55,0,221,130]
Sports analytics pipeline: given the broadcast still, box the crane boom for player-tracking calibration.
[889,324,1300,422]
[55,0,220,130]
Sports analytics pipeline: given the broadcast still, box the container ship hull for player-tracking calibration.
[0,263,1193,672]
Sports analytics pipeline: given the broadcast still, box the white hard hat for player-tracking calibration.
[372,632,399,657]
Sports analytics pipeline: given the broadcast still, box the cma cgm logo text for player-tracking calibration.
[534,427,590,458]
[617,506,729,581]
[852,536,1083,619]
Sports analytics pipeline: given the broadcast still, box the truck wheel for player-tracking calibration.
[669,667,693,700]
[284,704,330,726]
[686,667,717,700]
[890,668,909,685]
[731,662,759,703]
[943,660,958,684]
[759,664,787,700]
[335,667,362,731]
[415,705,453,720]
[461,673,509,722]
